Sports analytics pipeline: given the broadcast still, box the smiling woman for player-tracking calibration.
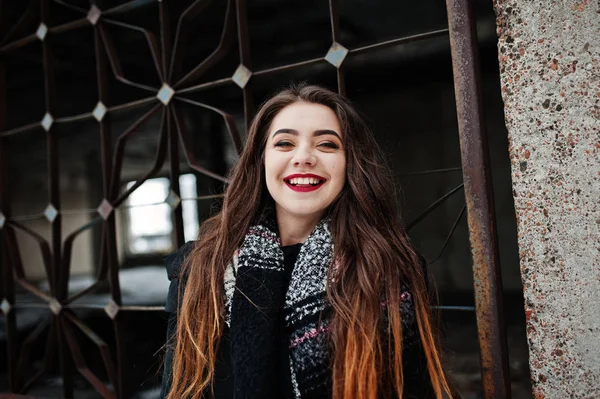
[162,84,455,399]
[265,102,346,246]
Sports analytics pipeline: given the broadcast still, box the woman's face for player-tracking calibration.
[264,101,346,222]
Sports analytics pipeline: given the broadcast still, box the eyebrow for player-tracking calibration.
[272,128,342,140]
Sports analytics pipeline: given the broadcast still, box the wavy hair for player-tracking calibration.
[167,84,453,399]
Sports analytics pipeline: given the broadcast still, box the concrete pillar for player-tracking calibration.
[493,0,600,397]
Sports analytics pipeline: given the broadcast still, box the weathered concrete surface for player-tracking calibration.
[492,0,600,397]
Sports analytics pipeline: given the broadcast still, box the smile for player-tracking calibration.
[284,174,326,192]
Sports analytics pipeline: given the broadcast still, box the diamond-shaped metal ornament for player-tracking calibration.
[44,204,58,222]
[157,84,175,105]
[0,212,6,229]
[105,299,120,319]
[325,42,349,68]
[49,298,62,315]
[165,190,181,209]
[1,299,11,315]
[232,64,252,89]
[97,199,113,220]
[41,113,54,131]
[87,5,101,25]
[36,23,48,41]
[93,101,107,122]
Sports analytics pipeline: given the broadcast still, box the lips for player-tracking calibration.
[283,173,326,192]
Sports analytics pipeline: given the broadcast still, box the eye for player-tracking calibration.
[319,142,340,149]
[274,140,293,147]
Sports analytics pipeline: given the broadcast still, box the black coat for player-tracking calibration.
[160,242,435,398]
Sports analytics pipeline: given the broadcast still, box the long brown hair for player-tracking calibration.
[167,84,453,399]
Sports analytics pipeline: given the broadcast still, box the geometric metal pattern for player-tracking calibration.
[0,299,11,315]
[49,298,62,315]
[36,23,48,41]
[0,0,511,398]
[96,199,114,220]
[325,42,349,68]
[104,299,120,320]
[87,5,101,26]
[232,64,252,89]
[41,113,53,132]
[92,101,107,122]
[165,190,181,209]
[43,204,58,222]
[156,83,175,105]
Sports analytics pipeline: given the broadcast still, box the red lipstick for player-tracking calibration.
[283,173,326,192]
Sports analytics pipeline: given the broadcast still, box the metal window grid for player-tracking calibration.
[0,0,511,398]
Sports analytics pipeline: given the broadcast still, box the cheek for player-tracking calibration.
[330,157,347,181]
[263,150,274,176]
[264,151,284,182]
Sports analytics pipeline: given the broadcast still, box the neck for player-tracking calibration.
[275,209,323,246]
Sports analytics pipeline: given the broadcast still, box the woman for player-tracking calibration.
[162,84,454,398]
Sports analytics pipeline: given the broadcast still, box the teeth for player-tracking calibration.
[287,177,323,185]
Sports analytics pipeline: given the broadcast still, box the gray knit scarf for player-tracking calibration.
[223,214,333,398]
[219,210,425,399]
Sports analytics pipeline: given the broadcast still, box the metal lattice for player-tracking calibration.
[0,0,511,398]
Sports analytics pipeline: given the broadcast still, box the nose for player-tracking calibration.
[292,146,316,167]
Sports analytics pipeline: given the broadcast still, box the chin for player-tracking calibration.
[278,203,328,219]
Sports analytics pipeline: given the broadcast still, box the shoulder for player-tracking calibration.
[165,241,196,281]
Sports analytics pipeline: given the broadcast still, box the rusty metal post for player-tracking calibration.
[445,0,512,397]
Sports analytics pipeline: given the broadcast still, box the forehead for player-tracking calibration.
[269,102,342,135]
